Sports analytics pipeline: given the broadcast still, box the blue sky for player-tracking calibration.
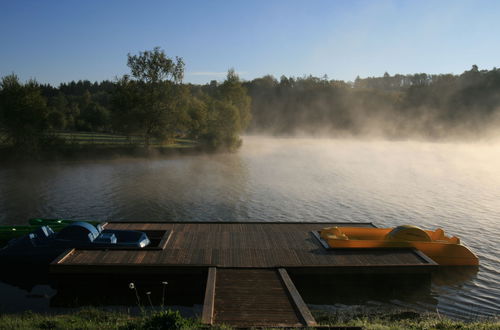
[1,0,499,86]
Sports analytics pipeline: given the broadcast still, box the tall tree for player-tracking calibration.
[0,74,49,151]
[112,48,187,144]
[218,69,251,131]
[127,47,184,84]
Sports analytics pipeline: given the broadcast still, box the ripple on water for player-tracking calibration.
[0,137,499,319]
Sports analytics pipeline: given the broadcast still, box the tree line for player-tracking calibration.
[0,48,251,154]
[2,52,499,157]
[245,65,500,139]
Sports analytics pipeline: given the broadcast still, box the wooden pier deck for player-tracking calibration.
[50,222,437,327]
[202,268,316,327]
[51,222,436,272]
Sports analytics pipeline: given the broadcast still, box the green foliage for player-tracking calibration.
[81,102,110,131]
[127,47,184,84]
[218,69,251,131]
[47,110,66,130]
[0,74,49,151]
[4,59,500,158]
[185,95,209,139]
[0,307,202,330]
[195,69,251,150]
[246,66,500,138]
[202,98,242,150]
[112,48,189,145]
[111,78,189,145]
[0,308,498,330]
[136,309,196,330]
[312,310,500,330]
[0,308,129,330]
[111,51,248,150]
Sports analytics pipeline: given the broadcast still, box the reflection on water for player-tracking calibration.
[0,154,250,223]
[0,281,55,314]
[290,273,436,305]
[0,136,499,319]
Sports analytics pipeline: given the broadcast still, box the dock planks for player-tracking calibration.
[51,222,436,273]
[48,222,436,328]
[204,268,315,327]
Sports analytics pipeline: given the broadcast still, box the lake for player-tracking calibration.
[0,136,499,319]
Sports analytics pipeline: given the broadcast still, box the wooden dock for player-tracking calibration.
[50,222,437,327]
[202,268,316,327]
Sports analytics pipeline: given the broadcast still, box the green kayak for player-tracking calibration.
[1,218,104,246]
[0,224,66,246]
[29,218,102,227]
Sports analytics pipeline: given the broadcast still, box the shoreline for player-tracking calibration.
[0,307,498,329]
[0,144,219,163]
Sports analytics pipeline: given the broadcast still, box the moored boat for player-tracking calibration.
[1,224,66,246]
[1,219,104,246]
[319,225,479,266]
[0,222,150,265]
[28,218,102,227]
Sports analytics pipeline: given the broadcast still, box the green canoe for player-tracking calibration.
[0,218,104,246]
[28,218,103,227]
[0,224,66,246]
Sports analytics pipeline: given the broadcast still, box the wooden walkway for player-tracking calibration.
[202,268,316,327]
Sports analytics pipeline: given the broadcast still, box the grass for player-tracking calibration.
[0,131,199,148]
[54,131,198,148]
[0,131,203,160]
[0,308,130,330]
[0,308,498,330]
[312,309,500,330]
[0,308,200,330]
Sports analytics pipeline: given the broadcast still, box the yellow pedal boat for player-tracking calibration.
[319,225,479,266]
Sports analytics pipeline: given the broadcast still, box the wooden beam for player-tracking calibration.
[412,248,438,265]
[278,268,317,327]
[157,230,172,250]
[106,220,377,226]
[311,230,330,249]
[201,267,217,325]
[50,248,75,265]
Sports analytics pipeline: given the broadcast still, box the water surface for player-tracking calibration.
[0,136,499,319]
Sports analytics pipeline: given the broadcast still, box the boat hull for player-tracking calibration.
[1,219,103,246]
[321,227,479,266]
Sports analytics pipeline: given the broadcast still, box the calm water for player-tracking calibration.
[0,136,499,319]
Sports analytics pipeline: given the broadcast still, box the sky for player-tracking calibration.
[1,0,499,86]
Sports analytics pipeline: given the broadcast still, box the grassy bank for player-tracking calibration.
[0,131,200,148]
[51,132,198,148]
[0,308,498,330]
[0,131,208,161]
[0,308,201,330]
[312,310,499,330]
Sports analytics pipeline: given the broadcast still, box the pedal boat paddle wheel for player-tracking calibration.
[319,225,479,266]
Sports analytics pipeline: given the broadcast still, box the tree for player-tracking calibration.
[80,102,110,131]
[186,94,209,139]
[112,48,187,145]
[218,69,251,131]
[202,97,242,150]
[127,47,184,84]
[47,110,66,130]
[0,74,49,151]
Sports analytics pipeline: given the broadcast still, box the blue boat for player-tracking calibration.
[0,222,150,265]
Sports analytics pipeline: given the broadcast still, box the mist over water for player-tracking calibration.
[0,136,499,319]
